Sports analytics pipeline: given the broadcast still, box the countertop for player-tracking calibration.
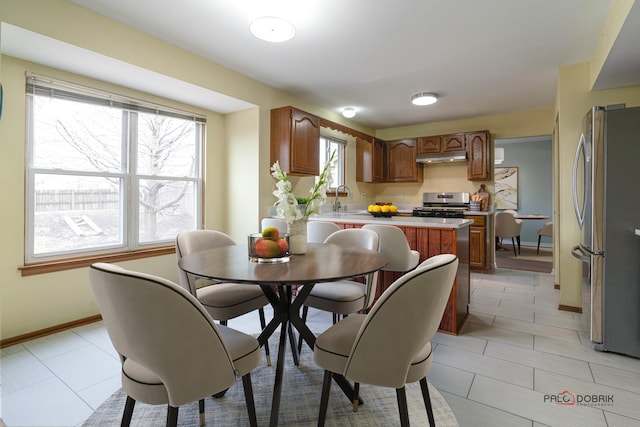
[310,212,473,229]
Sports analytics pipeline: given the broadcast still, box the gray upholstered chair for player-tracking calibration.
[537,221,553,254]
[301,228,380,321]
[361,224,419,272]
[313,254,459,427]
[176,230,272,364]
[89,263,261,427]
[307,220,340,243]
[495,211,523,256]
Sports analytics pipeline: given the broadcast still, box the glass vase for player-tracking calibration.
[288,217,308,254]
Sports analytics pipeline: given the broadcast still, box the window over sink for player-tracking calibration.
[320,134,345,190]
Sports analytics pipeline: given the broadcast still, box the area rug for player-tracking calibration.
[82,338,458,426]
[495,245,553,273]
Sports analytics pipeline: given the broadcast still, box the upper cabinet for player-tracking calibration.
[466,130,490,180]
[356,137,386,182]
[417,135,442,154]
[270,106,320,176]
[442,133,466,152]
[386,139,423,182]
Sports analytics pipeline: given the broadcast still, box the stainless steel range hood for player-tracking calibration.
[416,151,467,163]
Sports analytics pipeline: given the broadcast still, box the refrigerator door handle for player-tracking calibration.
[571,245,590,263]
[572,133,586,229]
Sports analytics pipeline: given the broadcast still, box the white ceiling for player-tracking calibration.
[5,0,640,129]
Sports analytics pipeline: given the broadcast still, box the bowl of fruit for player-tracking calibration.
[248,226,290,263]
[367,202,399,217]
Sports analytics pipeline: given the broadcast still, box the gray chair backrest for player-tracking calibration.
[324,228,381,310]
[176,230,236,295]
[89,263,237,407]
[495,212,522,238]
[344,254,458,388]
[307,221,340,243]
[362,224,418,272]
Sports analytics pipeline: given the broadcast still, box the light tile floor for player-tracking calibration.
[2,267,640,426]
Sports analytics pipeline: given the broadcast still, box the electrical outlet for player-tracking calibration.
[360,192,367,198]
[395,193,403,198]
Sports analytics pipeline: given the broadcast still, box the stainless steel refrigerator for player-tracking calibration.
[571,105,640,358]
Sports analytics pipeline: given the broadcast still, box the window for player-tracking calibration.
[25,76,204,261]
[319,135,345,189]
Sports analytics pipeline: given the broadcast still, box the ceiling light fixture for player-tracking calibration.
[250,16,296,42]
[411,92,438,106]
[342,107,356,118]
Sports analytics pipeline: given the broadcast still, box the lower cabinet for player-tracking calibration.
[464,214,494,272]
[332,221,469,334]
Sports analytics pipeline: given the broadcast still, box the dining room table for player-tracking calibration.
[178,242,388,427]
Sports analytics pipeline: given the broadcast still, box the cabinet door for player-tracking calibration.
[466,131,489,180]
[290,109,320,175]
[373,138,386,182]
[442,133,466,152]
[356,137,386,183]
[417,135,442,154]
[386,139,423,182]
[271,106,320,176]
[469,226,486,268]
[356,137,374,182]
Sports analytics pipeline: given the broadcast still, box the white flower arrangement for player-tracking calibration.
[271,151,336,224]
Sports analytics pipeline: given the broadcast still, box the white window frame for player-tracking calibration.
[319,134,346,189]
[25,75,204,262]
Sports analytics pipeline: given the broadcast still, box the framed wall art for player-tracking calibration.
[494,166,518,209]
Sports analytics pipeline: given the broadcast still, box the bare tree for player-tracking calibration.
[56,110,196,240]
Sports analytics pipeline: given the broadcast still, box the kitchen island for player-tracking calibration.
[310,213,471,335]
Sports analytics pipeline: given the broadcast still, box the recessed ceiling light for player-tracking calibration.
[342,107,356,118]
[411,92,438,106]
[250,16,296,42]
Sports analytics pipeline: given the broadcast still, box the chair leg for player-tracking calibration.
[258,307,271,366]
[353,382,360,412]
[121,395,136,427]
[511,238,518,257]
[166,405,179,427]
[419,377,436,427]
[242,373,258,427]
[297,305,309,353]
[517,235,521,254]
[537,235,542,254]
[395,386,409,427]
[198,399,205,426]
[318,370,332,427]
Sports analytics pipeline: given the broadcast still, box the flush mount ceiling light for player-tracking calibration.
[342,107,356,118]
[411,92,438,106]
[250,16,296,42]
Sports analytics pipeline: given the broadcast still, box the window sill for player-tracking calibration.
[19,246,176,276]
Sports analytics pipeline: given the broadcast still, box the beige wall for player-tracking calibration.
[0,0,362,340]
[2,0,639,341]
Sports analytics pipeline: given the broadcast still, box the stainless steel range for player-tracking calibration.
[412,192,470,218]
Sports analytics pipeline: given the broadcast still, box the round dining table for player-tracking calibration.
[178,242,388,427]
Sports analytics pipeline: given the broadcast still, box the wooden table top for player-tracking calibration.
[514,214,550,220]
[178,243,388,285]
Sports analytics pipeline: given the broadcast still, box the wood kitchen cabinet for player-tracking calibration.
[386,138,423,182]
[417,135,442,154]
[270,106,320,176]
[466,130,490,180]
[442,133,466,152]
[465,213,494,272]
[356,137,386,182]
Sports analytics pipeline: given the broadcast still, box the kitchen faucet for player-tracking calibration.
[333,184,351,212]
